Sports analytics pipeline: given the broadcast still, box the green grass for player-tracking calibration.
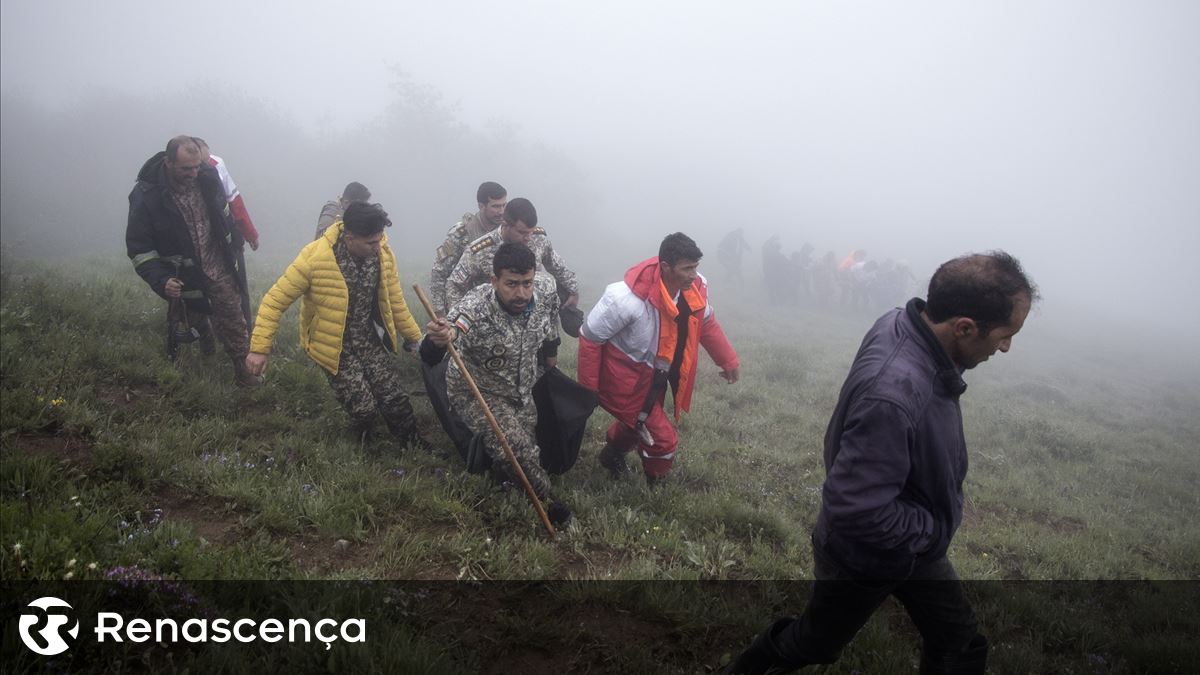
[2,258,1198,672]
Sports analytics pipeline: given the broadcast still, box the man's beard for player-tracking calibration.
[498,295,529,315]
[170,174,197,190]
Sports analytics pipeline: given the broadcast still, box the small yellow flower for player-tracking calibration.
[982,552,989,558]
[51,398,66,407]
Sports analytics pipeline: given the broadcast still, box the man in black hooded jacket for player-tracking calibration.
[126,135,259,386]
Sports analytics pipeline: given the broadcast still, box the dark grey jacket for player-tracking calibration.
[813,298,969,579]
[126,152,245,313]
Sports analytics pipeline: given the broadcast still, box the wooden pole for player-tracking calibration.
[411,284,556,538]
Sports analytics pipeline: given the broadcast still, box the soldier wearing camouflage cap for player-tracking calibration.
[429,181,508,316]
[315,182,372,241]
[422,242,572,527]
[444,198,579,313]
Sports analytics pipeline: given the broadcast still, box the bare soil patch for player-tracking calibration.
[12,431,95,467]
[149,483,245,547]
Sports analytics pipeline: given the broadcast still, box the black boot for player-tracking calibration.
[382,400,432,453]
[488,464,515,491]
[919,634,988,675]
[598,443,632,479]
[398,433,435,454]
[166,323,180,362]
[197,318,216,356]
[348,418,374,445]
[232,356,263,387]
[385,418,433,454]
[724,618,802,675]
[645,472,669,489]
[547,500,572,528]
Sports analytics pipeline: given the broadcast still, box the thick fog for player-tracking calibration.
[2,1,1198,353]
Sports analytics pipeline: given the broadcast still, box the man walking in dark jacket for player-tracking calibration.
[727,251,1037,675]
[126,135,260,386]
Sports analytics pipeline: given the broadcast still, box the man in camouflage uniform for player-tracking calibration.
[444,197,579,312]
[315,181,372,240]
[429,181,507,316]
[321,225,425,445]
[422,242,572,527]
[247,202,430,449]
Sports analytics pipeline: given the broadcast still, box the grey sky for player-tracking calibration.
[2,0,1198,339]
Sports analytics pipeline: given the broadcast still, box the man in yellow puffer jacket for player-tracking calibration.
[246,202,430,448]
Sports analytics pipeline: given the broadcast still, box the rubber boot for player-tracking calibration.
[724,618,802,675]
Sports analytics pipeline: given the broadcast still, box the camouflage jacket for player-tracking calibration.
[315,199,342,241]
[445,228,578,310]
[429,211,494,314]
[445,273,561,409]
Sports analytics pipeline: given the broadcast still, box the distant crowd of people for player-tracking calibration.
[718,228,919,313]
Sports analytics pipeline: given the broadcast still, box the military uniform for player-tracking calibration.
[429,211,495,315]
[315,199,342,241]
[444,228,578,312]
[442,274,561,496]
[325,236,423,444]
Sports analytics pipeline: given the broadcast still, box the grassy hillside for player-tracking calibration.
[2,257,1197,673]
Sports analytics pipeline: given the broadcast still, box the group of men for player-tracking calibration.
[419,184,739,520]
[126,136,1038,674]
[125,142,740,525]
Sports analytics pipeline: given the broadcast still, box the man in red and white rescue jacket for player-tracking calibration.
[578,232,740,483]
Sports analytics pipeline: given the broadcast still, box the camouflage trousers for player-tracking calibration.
[454,394,553,499]
[327,340,421,443]
[168,273,249,359]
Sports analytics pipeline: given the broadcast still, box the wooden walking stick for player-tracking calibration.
[411,284,557,538]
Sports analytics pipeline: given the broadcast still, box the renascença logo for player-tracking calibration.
[18,597,80,656]
[16,598,366,654]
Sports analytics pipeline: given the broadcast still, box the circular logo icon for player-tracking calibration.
[18,597,79,656]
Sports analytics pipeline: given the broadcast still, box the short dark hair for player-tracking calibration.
[492,242,536,277]
[477,181,507,205]
[343,202,391,236]
[503,198,537,228]
[659,232,703,266]
[342,182,371,203]
[165,135,200,162]
[926,250,1039,333]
